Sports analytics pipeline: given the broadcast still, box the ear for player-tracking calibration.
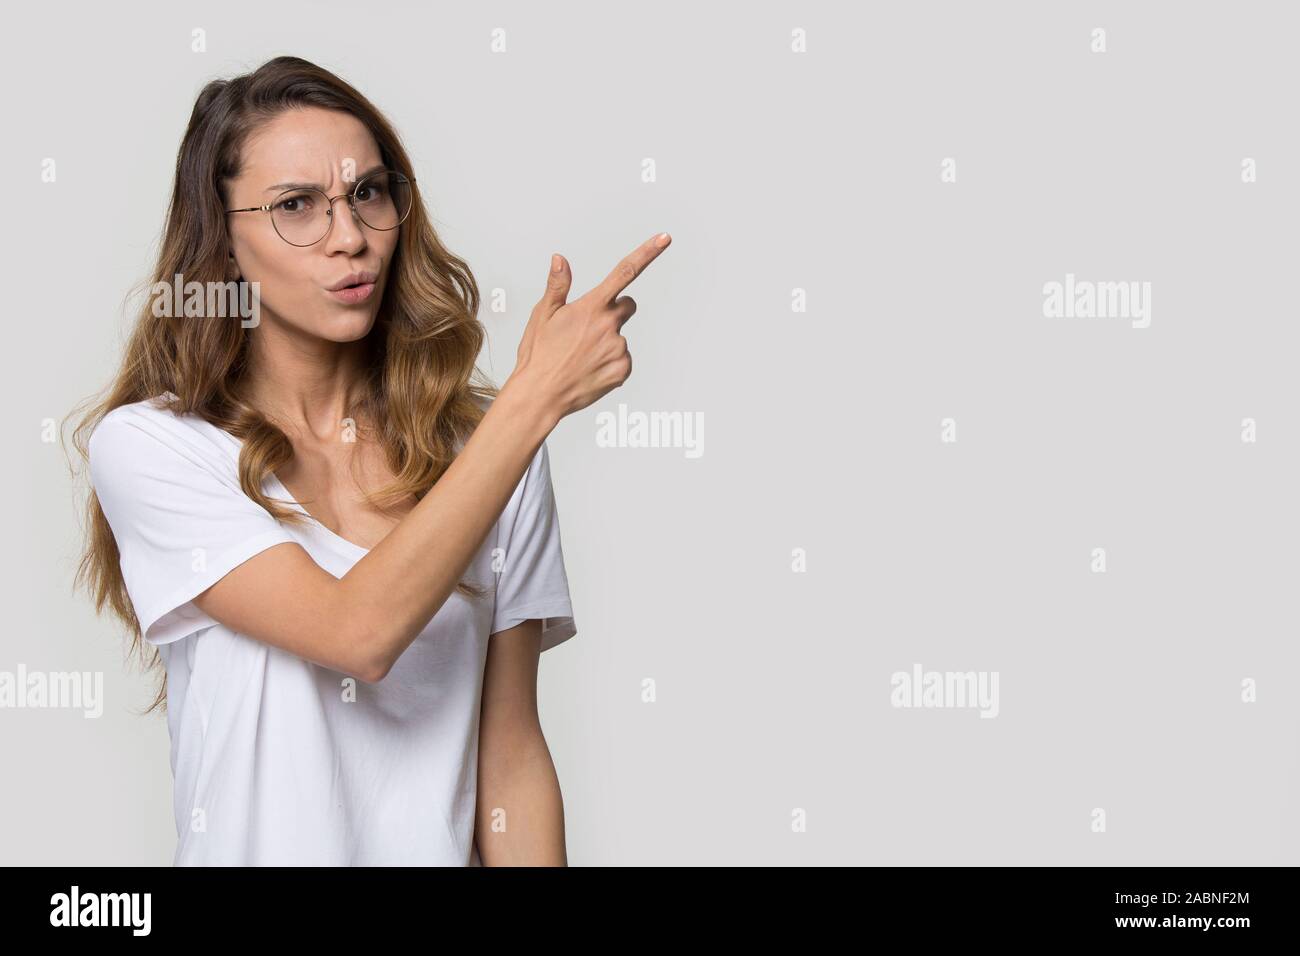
[226,249,240,282]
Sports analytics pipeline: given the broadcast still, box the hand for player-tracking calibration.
[511,232,672,421]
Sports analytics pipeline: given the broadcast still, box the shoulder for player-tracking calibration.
[89,391,239,480]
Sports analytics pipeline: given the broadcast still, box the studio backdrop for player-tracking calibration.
[4,0,1298,865]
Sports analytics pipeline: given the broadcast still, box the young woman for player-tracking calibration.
[69,55,670,866]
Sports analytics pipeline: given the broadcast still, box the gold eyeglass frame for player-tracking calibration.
[224,168,416,247]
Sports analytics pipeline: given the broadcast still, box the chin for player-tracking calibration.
[320,312,379,342]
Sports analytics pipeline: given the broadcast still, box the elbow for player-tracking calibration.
[341,608,394,684]
[330,576,394,683]
[355,642,393,685]
[350,654,386,685]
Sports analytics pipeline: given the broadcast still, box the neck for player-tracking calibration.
[243,318,372,444]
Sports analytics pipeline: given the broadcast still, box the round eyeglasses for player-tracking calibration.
[225,169,415,246]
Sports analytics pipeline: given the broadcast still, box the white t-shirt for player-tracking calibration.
[87,392,577,866]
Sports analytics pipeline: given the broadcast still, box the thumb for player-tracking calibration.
[519,253,570,366]
[537,253,571,315]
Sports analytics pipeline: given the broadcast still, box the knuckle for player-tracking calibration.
[618,261,639,284]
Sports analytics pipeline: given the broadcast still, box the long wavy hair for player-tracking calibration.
[67,56,501,715]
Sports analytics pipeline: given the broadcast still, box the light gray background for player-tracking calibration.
[4,0,1298,865]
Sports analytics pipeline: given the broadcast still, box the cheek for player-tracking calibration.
[238,241,314,309]
[235,230,285,278]
[375,234,400,274]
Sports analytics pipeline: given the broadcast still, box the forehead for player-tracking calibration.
[238,107,383,188]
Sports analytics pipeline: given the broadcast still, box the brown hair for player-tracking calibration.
[66,55,500,714]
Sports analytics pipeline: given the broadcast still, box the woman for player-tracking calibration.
[68,55,670,866]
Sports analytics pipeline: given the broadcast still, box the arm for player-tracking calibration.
[474,618,568,866]
[192,376,556,682]
[190,233,669,682]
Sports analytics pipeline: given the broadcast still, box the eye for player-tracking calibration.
[274,192,315,215]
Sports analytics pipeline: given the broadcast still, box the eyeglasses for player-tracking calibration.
[224,169,415,246]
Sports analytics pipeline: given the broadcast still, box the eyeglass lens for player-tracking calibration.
[271,171,412,246]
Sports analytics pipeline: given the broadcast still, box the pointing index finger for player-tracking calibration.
[594,232,672,302]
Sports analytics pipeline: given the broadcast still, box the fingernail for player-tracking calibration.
[654,232,671,247]
[551,254,562,272]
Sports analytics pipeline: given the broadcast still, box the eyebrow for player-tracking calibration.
[264,164,388,194]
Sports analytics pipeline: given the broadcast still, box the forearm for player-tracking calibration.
[340,373,559,680]
[475,734,568,866]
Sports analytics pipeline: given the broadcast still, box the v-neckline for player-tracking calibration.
[187,406,381,558]
[266,471,373,558]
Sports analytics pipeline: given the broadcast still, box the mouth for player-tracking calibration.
[326,269,379,305]
[326,270,379,292]
[327,281,376,305]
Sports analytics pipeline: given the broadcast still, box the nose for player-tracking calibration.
[323,194,367,253]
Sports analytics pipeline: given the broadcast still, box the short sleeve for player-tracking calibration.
[88,410,298,646]
[489,441,577,652]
